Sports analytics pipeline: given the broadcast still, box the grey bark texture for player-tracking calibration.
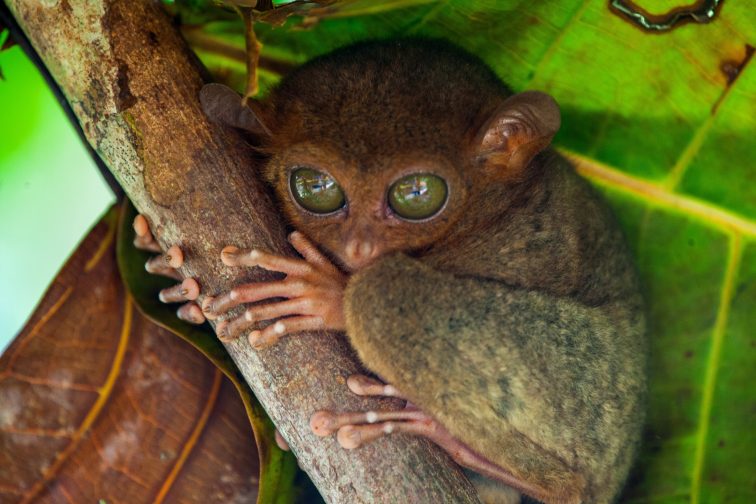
[5,0,478,503]
[3,0,481,502]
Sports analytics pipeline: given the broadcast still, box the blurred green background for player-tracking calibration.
[0,42,114,352]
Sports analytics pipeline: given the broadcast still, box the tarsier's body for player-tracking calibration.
[141,40,646,503]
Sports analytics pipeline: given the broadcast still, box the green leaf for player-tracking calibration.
[176,1,756,501]
[115,200,303,504]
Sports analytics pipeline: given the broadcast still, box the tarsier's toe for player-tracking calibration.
[347,374,400,397]
[310,411,340,436]
[337,425,363,449]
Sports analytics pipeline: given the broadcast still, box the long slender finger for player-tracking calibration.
[217,298,312,341]
[288,231,338,272]
[145,257,182,280]
[310,409,427,437]
[176,302,206,324]
[216,307,259,341]
[346,374,402,398]
[159,278,200,303]
[203,280,306,318]
[133,215,161,253]
[221,246,313,276]
[248,315,324,349]
[134,235,161,253]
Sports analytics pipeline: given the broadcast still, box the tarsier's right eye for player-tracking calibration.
[290,168,346,214]
[388,173,448,220]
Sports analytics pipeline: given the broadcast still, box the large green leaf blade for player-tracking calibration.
[177,0,756,501]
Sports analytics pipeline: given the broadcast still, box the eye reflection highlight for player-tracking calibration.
[389,173,447,220]
[290,168,345,214]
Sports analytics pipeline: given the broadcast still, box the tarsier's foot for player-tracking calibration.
[311,374,529,491]
[133,215,205,324]
[202,231,347,348]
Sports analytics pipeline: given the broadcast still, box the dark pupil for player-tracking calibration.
[291,168,345,214]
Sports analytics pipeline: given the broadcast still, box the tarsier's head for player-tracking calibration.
[201,40,560,272]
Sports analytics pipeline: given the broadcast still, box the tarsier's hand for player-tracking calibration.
[133,215,205,324]
[204,231,348,348]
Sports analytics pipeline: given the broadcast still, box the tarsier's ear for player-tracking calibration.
[199,83,272,137]
[474,91,560,179]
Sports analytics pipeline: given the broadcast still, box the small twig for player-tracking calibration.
[241,8,261,101]
[181,26,295,77]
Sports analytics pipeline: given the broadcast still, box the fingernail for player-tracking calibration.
[273,321,285,334]
[216,320,229,339]
[166,245,183,268]
[201,296,218,319]
[181,278,200,300]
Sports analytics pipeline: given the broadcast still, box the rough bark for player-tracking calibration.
[3,0,480,502]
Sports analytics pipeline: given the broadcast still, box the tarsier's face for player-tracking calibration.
[267,143,469,273]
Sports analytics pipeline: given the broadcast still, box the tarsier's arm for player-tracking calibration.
[343,253,645,503]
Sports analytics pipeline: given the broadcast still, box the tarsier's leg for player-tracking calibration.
[311,375,536,494]
[133,215,205,324]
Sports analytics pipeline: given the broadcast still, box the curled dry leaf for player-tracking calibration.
[0,208,265,503]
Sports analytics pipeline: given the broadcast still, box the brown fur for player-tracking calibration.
[208,39,647,503]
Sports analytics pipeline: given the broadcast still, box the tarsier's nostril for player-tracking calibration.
[359,241,374,258]
[346,239,373,260]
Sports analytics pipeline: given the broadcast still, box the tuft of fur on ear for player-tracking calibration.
[475,91,560,179]
[199,83,271,137]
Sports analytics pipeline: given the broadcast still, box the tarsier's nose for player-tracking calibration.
[344,239,380,270]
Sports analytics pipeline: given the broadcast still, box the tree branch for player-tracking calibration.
[3,0,480,501]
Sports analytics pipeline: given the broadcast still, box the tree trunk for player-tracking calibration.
[3,0,480,502]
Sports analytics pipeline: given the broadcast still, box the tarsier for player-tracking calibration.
[134,40,646,503]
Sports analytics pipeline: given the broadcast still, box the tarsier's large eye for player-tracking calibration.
[290,168,346,214]
[388,173,448,220]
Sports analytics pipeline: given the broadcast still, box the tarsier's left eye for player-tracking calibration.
[290,167,346,214]
[388,173,448,220]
